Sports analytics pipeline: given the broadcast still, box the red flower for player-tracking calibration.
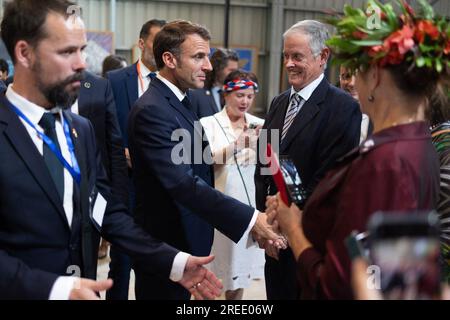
[382,50,404,66]
[444,39,450,55]
[415,20,440,43]
[352,30,368,40]
[384,25,415,55]
[367,45,386,58]
[369,25,415,67]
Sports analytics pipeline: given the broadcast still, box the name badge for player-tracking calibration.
[89,188,107,231]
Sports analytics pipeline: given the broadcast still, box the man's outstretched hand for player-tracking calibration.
[178,255,223,300]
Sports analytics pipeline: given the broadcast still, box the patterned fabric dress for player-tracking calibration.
[431,121,450,283]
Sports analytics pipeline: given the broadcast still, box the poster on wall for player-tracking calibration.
[131,44,259,74]
[211,45,259,74]
[85,31,114,75]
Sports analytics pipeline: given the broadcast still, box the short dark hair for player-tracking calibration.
[153,20,211,70]
[205,48,239,89]
[102,54,127,77]
[223,69,258,87]
[139,19,166,40]
[0,59,9,74]
[1,0,77,64]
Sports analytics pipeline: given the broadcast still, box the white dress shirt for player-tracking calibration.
[360,114,370,144]
[137,59,152,98]
[289,73,324,106]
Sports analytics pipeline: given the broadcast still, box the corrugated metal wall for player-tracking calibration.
[0,0,449,109]
[73,0,450,109]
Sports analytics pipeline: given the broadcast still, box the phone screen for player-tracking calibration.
[279,156,307,207]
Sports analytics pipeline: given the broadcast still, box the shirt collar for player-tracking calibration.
[5,85,62,126]
[290,73,324,102]
[156,73,186,102]
[218,106,253,128]
[138,59,152,78]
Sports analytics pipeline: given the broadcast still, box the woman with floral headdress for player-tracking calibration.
[200,70,265,300]
[266,0,449,299]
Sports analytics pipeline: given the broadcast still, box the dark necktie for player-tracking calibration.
[148,72,157,80]
[39,112,64,201]
[181,96,198,119]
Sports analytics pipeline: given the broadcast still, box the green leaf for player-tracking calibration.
[382,3,399,30]
[436,59,443,73]
[417,0,435,20]
[419,43,438,53]
[416,56,426,67]
[350,40,383,46]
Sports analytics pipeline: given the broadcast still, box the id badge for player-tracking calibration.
[89,187,107,232]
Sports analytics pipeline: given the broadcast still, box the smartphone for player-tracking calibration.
[279,156,307,208]
[368,211,441,300]
[345,231,370,260]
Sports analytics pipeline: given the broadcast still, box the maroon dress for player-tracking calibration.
[297,122,440,299]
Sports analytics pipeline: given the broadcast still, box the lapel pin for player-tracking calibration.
[84,82,91,89]
[206,90,211,95]
[72,128,78,138]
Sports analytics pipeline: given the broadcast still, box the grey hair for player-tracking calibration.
[283,20,330,56]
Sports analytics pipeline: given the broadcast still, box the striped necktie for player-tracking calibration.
[281,94,302,141]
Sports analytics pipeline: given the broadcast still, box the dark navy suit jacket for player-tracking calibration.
[128,77,254,257]
[106,63,139,146]
[0,80,6,93]
[254,77,362,299]
[189,88,220,119]
[0,94,178,299]
[78,72,128,205]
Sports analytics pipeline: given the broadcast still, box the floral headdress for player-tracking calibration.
[326,0,450,74]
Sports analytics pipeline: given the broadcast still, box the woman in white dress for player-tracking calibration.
[200,70,265,300]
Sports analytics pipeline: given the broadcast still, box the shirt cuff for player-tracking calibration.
[49,276,78,300]
[245,209,259,248]
[169,251,190,282]
[247,209,259,232]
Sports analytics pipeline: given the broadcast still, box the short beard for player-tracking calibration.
[33,62,85,109]
[43,72,85,109]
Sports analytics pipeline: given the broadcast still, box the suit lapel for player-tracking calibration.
[280,79,329,153]
[0,96,69,228]
[125,64,139,110]
[268,92,290,131]
[208,94,219,114]
[77,80,92,118]
[152,78,203,137]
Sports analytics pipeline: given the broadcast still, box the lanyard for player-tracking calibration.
[11,104,81,184]
[137,62,147,94]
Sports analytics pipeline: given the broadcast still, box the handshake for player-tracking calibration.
[251,211,288,254]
